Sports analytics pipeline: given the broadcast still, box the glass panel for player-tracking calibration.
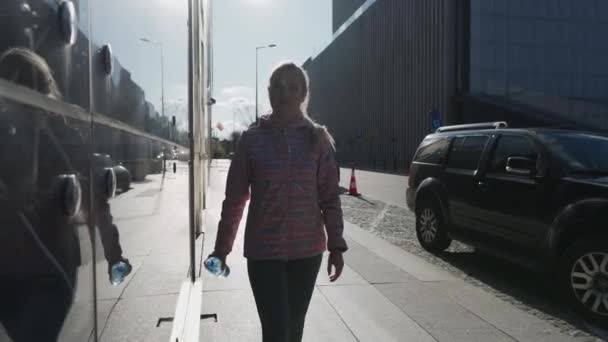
[0,96,95,341]
[1,0,96,340]
[0,0,91,110]
[89,1,192,340]
[469,0,608,131]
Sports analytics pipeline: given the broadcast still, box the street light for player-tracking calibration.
[255,44,277,123]
[140,38,165,118]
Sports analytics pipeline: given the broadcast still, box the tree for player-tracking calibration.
[211,136,227,158]
[229,130,242,153]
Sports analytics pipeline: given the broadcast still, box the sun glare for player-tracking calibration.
[247,0,271,6]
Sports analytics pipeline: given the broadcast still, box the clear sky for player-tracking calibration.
[89,0,332,138]
[91,0,190,127]
[212,0,333,138]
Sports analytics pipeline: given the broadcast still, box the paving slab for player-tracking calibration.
[344,247,419,284]
[302,290,359,342]
[57,298,96,342]
[200,288,358,342]
[98,294,177,342]
[319,285,437,342]
[344,235,366,250]
[96,257,145,300]
[202,256,252,292]
[344,221,455,282]
[376,282,517,342]
[316,252,368,286]
[199,289,262,342]
[121,253,189,298]
[427,280,593,342]
[96,299,118,341]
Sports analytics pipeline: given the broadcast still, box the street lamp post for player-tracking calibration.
[255,44,277,124]
[140,38,165,118]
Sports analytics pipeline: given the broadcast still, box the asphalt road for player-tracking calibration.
[339,167,408,208]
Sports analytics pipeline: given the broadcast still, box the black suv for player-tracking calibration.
[406,122,608,325]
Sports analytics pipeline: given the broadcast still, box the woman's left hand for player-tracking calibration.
[327,251,344,282]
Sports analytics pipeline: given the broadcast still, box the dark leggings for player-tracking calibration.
[247,254,323,342]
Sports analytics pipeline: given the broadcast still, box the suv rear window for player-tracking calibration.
[446,136,488,170]
[414,138,449,164]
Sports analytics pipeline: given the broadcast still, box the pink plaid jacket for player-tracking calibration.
[214,114,348,260]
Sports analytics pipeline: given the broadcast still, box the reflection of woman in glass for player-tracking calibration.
[0,48,61,98]
[0,47,128,341]
[209,62,348,342]
[0,47,77,342]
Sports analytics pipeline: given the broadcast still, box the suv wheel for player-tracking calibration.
[415,199,451,253]
[560,237,608,326]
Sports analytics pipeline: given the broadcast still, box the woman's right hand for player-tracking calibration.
[208,251,228,270]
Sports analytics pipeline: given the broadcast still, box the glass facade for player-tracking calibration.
[0,0,210,340]
[470,0,608,130]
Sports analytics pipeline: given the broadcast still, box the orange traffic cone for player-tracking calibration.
[348,167,361,196]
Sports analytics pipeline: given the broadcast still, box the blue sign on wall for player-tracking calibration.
[355,128,363,139]
[429,110,442,131]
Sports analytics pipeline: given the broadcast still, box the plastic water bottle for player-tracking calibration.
[204,256,230,278]
[110,260,132,286]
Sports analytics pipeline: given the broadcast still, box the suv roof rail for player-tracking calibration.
[435,121,508,133]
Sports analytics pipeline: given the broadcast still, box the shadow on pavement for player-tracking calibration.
[339,186,377,206]
[131,178,154,184]
[352,196,377,205]
[434,249,607,339]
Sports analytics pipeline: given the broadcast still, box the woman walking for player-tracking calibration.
[209,62,347,342]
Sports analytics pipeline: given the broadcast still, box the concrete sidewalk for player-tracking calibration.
[200,161,588,342]
[94,162,199,342]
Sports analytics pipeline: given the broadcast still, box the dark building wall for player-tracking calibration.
[469,0,608,131]
[312,0,608,175]
[307,0,458,172]
[333,0,367,33]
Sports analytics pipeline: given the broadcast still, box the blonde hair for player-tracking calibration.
[269,61,335,151]
[0,47,62,99]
